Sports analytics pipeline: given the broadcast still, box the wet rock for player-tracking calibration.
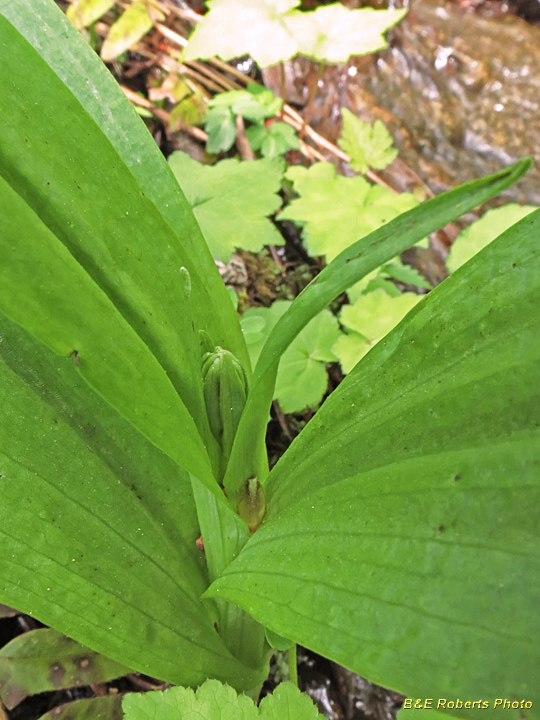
[347,0,540,204]
[268,0,540,205]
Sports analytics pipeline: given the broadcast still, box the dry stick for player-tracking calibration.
[120,84,208,141]
[235,115,255,161]
[272,401,294,443]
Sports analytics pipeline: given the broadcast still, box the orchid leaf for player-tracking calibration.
[210,209,540,715]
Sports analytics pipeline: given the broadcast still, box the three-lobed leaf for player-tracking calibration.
[122,680,322,719]
[446,203,537,272]
[169,152,285,262]
[277,162,418,260]
[338,108,398,175]
[333,289,422,373]
[184,0,406,67]
[242,301,339,412]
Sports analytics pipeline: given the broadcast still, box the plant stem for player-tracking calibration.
[288,644,298,686]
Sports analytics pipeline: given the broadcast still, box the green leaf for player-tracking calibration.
[39,694,124,720]
[100,2,155,63]
[284,4,407,63]
[0,174,213,484]
[381,261,433,290]
[209,86,281,122]
[0,0,250,386]
[255,122,301,159]
[338,108,398,174]
[66,0,115,29]
[122,679,321,719]
[224,159,532,498]
[0,628,129,709]
[184,0,302,68]
[204,106,237,153]
[168,152,285,262]
[277,162,418,260]
[184,0,405,67]
[333,289,422,373]
[210,210,540,715]
[447,203,538,272]
[242,302,339,413]
[0,317,263,690]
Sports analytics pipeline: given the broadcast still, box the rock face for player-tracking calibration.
[349,0,540,204]
[268,0,540,205]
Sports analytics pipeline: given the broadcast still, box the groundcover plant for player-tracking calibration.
[0,1,539,718]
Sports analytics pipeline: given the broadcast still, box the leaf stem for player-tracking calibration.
[288,644,298,686]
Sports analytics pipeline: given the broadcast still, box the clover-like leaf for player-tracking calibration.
[446,203,537,272]
[338,108,398,175]
[122,679,321,720]
[247,121,301,159]
[210,84,282,122]
[333,289,422,373]
[242,301,339,412]
[278,162,417,260]
[168,152,285,261]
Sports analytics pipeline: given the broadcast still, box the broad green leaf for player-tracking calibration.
[446,203,537,272]
[0,176,213,484]
[0,628,129,709]
[66,0,115,29]
[210,210,540,716]
[101,2,155,63]
[284,4,406,63]
[122,679,321,719]
[333,289,422,373]
[338,108,398,175]
[0,317,263,690]
[0,0,249,381]
[184,0,301,68]
[204,106,237,153]
[224,158,532,498]
[39,694,124,720]
[168,152,285,262]
[277,162,418,260]
[184,0,405,67]
[242,302,339,413]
